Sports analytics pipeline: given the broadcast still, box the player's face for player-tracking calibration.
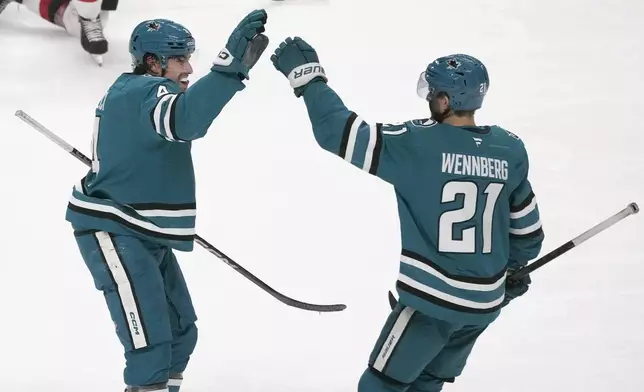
[165,55,193,91]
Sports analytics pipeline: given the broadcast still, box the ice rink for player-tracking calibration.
[1,0,643,391]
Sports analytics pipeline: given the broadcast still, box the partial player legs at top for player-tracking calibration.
[0,0,14,13]
[74,0,109,55]
[4,0,119,61]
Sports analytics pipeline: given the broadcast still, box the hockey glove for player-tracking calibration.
[211,9,269,80]
[501,265,531,308]
[271,37,328,97]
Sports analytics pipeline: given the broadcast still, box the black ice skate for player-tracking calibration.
[79,15,108,65]
[0,0,19,14]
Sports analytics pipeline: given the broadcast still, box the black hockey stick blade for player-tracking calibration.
[194,234,346,312]
[387,202,639,310]
[15,110,347,313]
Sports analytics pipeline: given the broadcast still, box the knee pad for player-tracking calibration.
[169,323,198,375]
[182,323,198,356]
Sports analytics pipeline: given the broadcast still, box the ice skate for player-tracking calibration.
[0,0,17,14]
[79,15,108,65]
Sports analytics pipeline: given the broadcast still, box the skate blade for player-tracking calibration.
[91,54,104,66]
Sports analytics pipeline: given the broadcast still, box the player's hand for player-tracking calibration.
[211,9,269,80]
[501,266,531,307]
[271,37,328,97]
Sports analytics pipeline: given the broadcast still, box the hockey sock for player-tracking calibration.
[168,373,182,392]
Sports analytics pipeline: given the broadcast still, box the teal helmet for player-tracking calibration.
[129,19,196,69]
[417,54,489,111]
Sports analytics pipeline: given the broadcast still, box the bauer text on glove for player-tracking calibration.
[270,37,327,97]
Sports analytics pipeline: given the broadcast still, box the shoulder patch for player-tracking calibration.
[410,118,437,128]
[380,118,438,136]
[505,129,521,140]
[381,122,408,136]
[157,85,170,97]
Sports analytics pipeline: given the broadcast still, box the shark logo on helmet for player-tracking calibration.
[146,21,161,31]
[446,58,461,70]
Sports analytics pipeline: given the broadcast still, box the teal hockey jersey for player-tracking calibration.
[301,81,544,325]
[65,70,245,251]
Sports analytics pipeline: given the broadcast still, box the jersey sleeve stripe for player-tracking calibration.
[151,94,187,143]
[343,114,363,163]
[153,94,174,139]
[511,191,535,213]
[361,122,379,172]
[335,112,384,176]
[338,114,384,174]
[163,93,179,141]
[510,227,544,239]
[338,112,358,158]
[367,124,383,174]
[509,220,543,236]
[510,195,537,219]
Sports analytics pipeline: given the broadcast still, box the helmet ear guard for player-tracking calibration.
[130,53,170,71]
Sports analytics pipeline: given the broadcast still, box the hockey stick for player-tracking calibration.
[15,110,346,313]
[509,202,638,279]
[387,202,639,309]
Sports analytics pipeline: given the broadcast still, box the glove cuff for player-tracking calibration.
[294,76,326,97]
[288,62,328,90]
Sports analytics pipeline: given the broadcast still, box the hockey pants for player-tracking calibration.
[358,303,488,392]
[74,230,198,389]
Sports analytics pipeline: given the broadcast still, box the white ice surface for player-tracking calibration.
[1,0,643,391]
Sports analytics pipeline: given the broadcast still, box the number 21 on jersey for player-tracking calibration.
[438,180,504,254]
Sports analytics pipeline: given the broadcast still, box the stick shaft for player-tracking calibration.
[15,110,346,312]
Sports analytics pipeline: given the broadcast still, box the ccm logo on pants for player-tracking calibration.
[95,232,149,349]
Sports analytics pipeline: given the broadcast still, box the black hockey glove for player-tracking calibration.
[502,265,531,308]
[211,9,269,80]
[271,37,328,97]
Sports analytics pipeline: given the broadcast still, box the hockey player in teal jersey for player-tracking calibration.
[271,38,544,391]
[66,11,269,392]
